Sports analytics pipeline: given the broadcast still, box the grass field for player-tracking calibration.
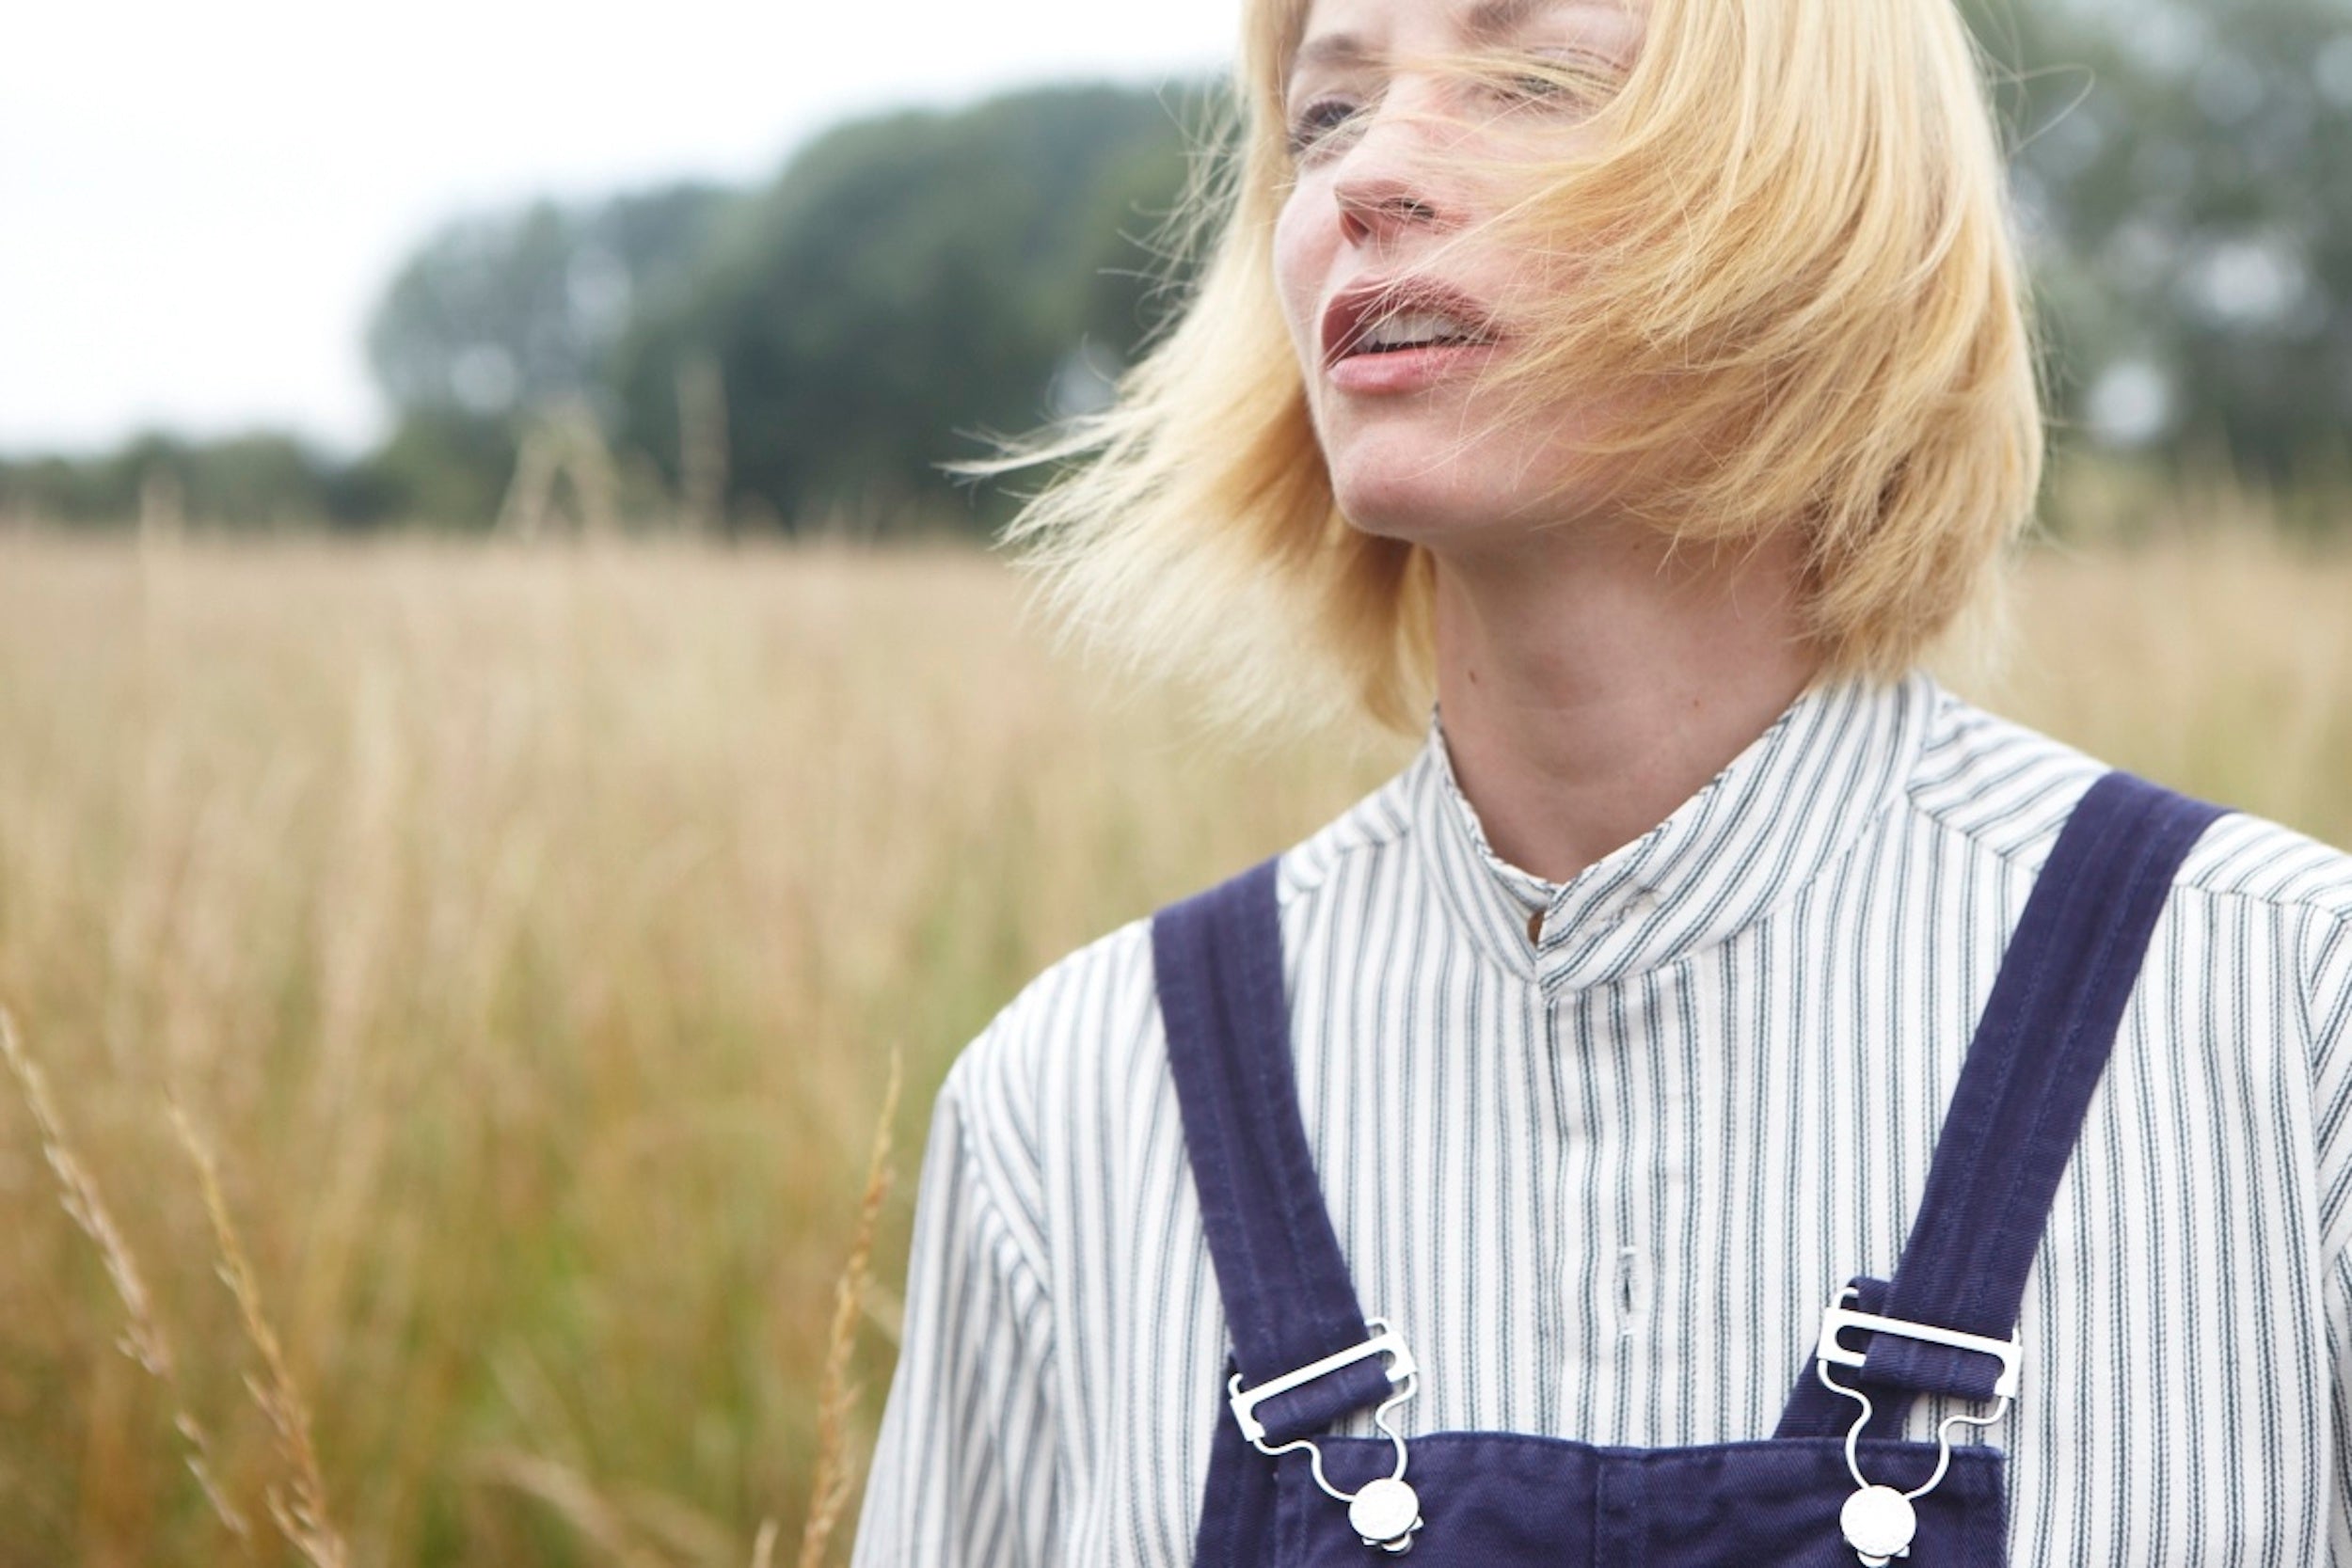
[0,523,2347,1566]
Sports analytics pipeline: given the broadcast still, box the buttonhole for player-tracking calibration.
[1616,1245,1645,1337]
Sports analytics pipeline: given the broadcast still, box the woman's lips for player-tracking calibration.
[1320,279,1502,394]
[1327,341,1502,394]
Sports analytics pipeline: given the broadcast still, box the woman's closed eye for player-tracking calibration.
[1482,49,1623,111]
[1283,40,1629,162]
[1287,96,1367,158]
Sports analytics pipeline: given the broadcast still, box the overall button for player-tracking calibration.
[1839,1484,1916,1565]
[1348,1477,1422,1553]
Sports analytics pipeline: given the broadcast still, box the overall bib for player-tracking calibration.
[1150,771,2225,1567]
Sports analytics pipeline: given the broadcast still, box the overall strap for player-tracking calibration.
[1152,857,1395,1448]
[1779,771,2227,1437]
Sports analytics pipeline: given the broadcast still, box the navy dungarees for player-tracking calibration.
[1150,771,2225,1567]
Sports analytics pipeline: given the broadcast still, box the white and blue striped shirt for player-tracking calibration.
[854,671,2352,1565]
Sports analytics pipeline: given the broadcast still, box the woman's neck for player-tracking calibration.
[1429,522,1822,885]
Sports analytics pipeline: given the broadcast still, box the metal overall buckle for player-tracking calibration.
[1227,1318,1423,1554]
[1813,1287,2020,1566]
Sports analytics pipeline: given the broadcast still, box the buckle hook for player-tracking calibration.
[1226,1317,1424,1554]
[1812,1287,2018,1567]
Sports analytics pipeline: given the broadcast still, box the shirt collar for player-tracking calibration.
[1404,671,1937,996]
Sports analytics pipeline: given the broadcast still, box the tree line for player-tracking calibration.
[6,0,2349,533]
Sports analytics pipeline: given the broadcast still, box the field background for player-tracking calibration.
[2,500,2349,1566]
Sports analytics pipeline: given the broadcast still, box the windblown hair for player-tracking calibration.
[975,0,2043,740]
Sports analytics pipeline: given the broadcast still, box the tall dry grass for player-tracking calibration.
[0,503,2345,1564]
[0,531,1392,1567]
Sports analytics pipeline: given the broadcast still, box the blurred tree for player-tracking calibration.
[335,411,521,529]
[174,434,342,525]
[610,82,1208,534]
[366,183,731,424]
[0,433,342,527]
[21,5,2350,534]
[0,456,129,525]
[1968,0,2352,473]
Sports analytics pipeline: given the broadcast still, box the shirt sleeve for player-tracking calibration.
[2301,905,2352,1560]
[852,1045,1060,1568]
[2328,1250,2352,1565]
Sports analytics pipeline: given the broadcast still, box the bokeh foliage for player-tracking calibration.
[4,0,2349,530]
[604,87,1200,533]
[1964,0,2352,473]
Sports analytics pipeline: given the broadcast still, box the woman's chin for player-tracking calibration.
[1330,472,1586,551]
[1318,416,1611,539]
[1328,464,1490,543]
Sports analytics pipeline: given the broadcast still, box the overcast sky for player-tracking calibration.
[0,0,1235,457]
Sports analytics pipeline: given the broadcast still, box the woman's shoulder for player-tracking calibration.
[1902,688,2352,1182]
[1905,682,2352,922]
[930,911,1157,1174]
[936,768,1420,1161]
[1901,685,2352,1101]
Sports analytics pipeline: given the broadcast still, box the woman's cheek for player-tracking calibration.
[1270,191,1332,385]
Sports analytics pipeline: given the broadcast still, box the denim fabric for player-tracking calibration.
[1152,857,1395,1449]
[1267,1433,2005,1567]
[1777,774,2227,1436]
[1154,771,2223,1568]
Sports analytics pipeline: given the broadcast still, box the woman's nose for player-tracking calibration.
[1329,87,1458,246]
[1334,174,1442,246]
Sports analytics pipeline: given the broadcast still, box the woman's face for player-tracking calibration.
[1272,0,1643,548]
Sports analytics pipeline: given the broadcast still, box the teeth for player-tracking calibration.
[1359,309,1479,351]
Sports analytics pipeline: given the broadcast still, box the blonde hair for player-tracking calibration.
[975,0,2042,740]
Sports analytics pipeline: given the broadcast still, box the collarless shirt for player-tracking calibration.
[854,671,2352,1567]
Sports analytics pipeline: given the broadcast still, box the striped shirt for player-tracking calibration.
[853,671,2352,1566]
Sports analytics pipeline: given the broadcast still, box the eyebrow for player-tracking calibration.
[1463,0,1558,39]
[1291,32,1370,76]
[1289,0,1622,84]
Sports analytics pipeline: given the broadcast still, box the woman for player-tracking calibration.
[855,0,2352,1561]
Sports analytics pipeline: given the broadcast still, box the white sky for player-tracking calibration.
[0,0,1236,457]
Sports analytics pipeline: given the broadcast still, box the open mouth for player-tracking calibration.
[1348,309,1494,355]
[1324,282,1501,369]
